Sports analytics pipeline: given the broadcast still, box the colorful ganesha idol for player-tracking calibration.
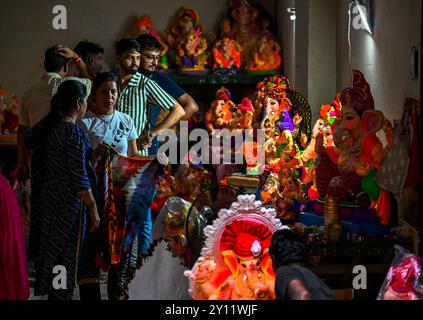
[212,37,242,75]
[260,85,293,132]
[205,87,234,134]
[248,33,282,74]
[185,195,284,300]
[315,70,390,240]
[127,15,169,70]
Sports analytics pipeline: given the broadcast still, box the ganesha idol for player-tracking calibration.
[176,29,208,73]
[248,34,282,74]
[165,8,208,73]
[226,0,260,68]
[231,97,254,130]
[260,85,294,133]
[310,70,393,239]
[212,37,242,75]
[184,195,283,300]
[205,87,234,135]
[126,15,169,69]
[164,8,206,69]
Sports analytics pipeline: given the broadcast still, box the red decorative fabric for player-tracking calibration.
[220,219,273,259]
[389,256,421,294]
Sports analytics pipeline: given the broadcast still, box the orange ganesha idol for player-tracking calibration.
[212,37,243,75]
[185,195,285,300]
[205,87,234,134]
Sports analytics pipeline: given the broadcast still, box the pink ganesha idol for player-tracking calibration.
[314,70,391,239]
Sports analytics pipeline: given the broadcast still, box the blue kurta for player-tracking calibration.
[27,120,94,299]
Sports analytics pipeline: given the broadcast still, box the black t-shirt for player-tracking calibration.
[275,264,335,300]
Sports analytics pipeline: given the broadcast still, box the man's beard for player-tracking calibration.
[121,62,138,75]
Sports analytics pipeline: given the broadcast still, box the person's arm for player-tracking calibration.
[150,102,185,138]
[142,79,186,146]
[78,188,100,232]
[286,279,312,300]
[153,74,197,121]
[128,139,140,157]
[178,93,199,121]
[53,44,94,80]
[66,131,99,232]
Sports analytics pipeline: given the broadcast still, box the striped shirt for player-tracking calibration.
[116,72,176,136]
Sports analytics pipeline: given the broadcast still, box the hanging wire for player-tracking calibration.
[348,0,355,86]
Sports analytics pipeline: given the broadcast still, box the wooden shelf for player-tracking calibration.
[168,71,273,85]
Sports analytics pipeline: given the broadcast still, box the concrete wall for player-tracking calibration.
[294,0,310,97]
[337,0,421,122]
[276,0,296,87]
[277,0,338,124]
[276,0,421,124]
[308,0,337,124]
[0,0,276,97]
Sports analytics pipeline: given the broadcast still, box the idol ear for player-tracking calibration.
[361,110,384,133]
[221,250,239,278]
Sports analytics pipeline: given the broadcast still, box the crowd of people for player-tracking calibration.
[0,34,200,300]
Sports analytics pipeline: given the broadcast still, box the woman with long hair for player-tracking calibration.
[27,80,100,300]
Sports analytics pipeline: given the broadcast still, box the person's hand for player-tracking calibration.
[88,204,100,233]
[53,44,78,59]
[92,143,109,163]
[138,130,155,149]
[16,162,30,187]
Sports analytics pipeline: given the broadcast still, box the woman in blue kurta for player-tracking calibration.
[27,80,100,300]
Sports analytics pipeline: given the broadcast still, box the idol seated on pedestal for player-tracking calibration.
[300,70,397,240]
[247,34,282,75]
[176,29,209,74]
[212,37,242,75]
[164,7,205,70]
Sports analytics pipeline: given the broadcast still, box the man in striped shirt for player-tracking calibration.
[114,39,185,155]
[108,39,185,299]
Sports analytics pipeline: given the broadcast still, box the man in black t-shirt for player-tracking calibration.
[269,229,335,300]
